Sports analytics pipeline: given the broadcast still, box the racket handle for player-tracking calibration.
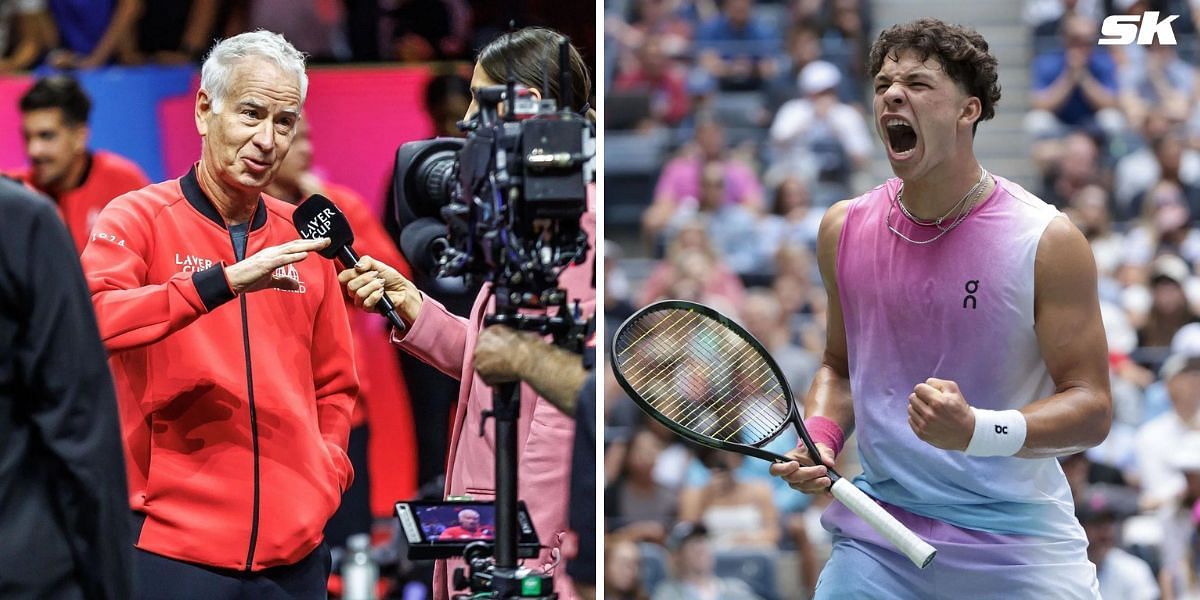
[829,478,937,569]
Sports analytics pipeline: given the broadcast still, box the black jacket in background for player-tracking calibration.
[0,178,133,599]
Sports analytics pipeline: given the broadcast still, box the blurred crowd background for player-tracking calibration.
[603,0,1200,598]
[0,2,594,599]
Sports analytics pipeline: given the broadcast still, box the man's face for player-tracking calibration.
[873,49,978,180]
[197,57,301,193]
[21,108,88,190]
[273,118,312,191]
[459,511,479,531]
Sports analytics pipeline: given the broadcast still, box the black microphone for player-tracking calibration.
[292,194,407,333]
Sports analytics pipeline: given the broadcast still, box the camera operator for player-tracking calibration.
[338,27,594,600]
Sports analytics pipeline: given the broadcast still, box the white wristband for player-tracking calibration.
[965,408,1027,457]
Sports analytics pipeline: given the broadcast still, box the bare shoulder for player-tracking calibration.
[816,199,853,278]
[1035,215,1096,281]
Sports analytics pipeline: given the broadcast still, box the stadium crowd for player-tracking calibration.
[604,0,1200,598]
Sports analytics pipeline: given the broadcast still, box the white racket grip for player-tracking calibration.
[830,478,937,569]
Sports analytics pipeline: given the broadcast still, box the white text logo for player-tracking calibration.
[175,253,214,273]
[1099,12,1179,45]
[273,264,306,294]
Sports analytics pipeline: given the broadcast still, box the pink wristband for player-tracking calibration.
[802,416,845,459]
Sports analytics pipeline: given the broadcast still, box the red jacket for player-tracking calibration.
[16,150,149,252]
[81,167,358,571]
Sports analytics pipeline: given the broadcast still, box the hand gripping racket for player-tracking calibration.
[611,300,936,568]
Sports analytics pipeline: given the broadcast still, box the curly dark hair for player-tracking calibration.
[867,18,1001,134]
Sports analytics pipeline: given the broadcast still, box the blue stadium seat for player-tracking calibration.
[638,542,670,594]
[715,547,780,600]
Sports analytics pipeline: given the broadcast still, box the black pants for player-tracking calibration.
[133,543,331,600]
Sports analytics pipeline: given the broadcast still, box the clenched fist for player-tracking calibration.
[908,377,975,451]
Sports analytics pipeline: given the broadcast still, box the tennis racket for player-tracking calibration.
[611,300,936,569]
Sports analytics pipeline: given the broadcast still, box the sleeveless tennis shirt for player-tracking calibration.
[835,175,1084,542]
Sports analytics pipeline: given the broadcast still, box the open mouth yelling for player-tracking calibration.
[884,118,918,160]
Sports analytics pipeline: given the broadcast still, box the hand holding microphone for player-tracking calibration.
[292,194,415,332]
[338,256,423,325]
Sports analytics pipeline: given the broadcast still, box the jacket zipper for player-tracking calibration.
[231,229,261,571]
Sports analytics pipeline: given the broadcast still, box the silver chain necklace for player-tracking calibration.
[886,168,991,245]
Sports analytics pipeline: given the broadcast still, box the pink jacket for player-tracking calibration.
[393,200,595,599]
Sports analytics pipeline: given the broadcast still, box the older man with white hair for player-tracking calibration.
[81,31,358,598]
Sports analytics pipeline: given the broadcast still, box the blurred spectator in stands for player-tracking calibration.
[390,0,471,62]
[1158,431,1200,598]
[1076,487,1160,600]
[1040,130,1103,208]
[741,288,818,391]
[1126,184,1200,268]
[638,219,746,309]
[131,0,217,64]
[606,428,678,543]
[1028,0,1102,39]
[767,20,822,111]
[1136,323,1200,511]
[605,535,652,600]
[768,60,871,203]
[1067,184,1125,278]
[662,160,762,273]
[15,75,149,252]
[0,0,54,72]
[1134,134,1200,222]
[605,240,636,327]
[614,36,691,127]
[230,0,344,61]
[694,0,779,91]
[1114,109,1200,219]
[678,449,779,549]
[1026,15,1121,140]
[423,71,472,138]
[610,0,693,60]
[46,0,141,69]
[821,0,869,88]
[1138,255,1199,348]
[652,523,763,600]
[759,176,822,256]
[642,114,763,241]
[1119,42,1196,134]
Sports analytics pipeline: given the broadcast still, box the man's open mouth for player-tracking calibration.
[885,119,918,154]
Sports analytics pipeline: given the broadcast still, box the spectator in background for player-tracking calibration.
[423,71,472,138]
[46,0,142,68]
[1076,487,1159,600]
[1067,184,1125,278]
[694,0,779,91]
[663,160,763,273]
[1118,42,1197,133]
[642,115,763,241]
[1125,185,1200,269]
[390,0,472,61]
[619,0,693,58]
[638,220,746,309]
[1027,14,1120,139]
[1136,323,1200,511]
[16,75,149,252]
[0,177,133,600]
[605,535,651,600]
[678,450,779,550]
[768,60,872,202]
[1114,109,1200,220]
[0,0,54,72]
[132,0,218,64]
[759,176,823,254]
[651,524,763,600]
[614,36,691,127]
[767,20,822,110]
[1158,432,1200,599]
[605,428,678,543]
[233,0,344,61]
[1136,134,1200,222]
[741,288,818,392]
[1040,129,1102,208]
[1138,255,1199,348]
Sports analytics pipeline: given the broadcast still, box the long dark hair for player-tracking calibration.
[477,27,592,117]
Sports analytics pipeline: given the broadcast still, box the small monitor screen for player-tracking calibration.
[416,503,496,542]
